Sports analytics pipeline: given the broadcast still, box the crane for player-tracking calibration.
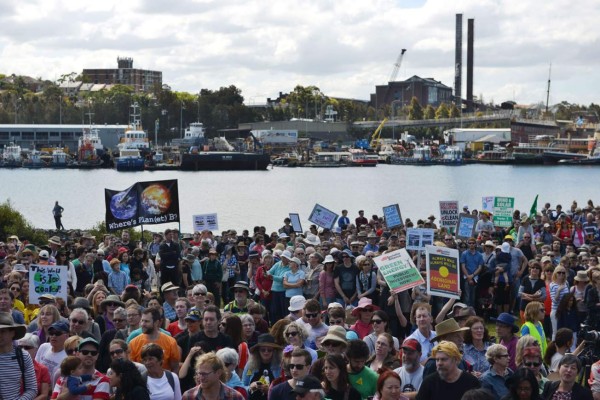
[369,118,389,150]
[388,49,407,83]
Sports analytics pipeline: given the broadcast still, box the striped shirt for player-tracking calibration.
[549,282,569,310]
[0,346,37,400]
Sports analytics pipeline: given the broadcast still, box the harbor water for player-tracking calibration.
[2,164,599,233]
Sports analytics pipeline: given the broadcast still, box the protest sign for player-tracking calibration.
[493,196,515,227]
[456,213,476,239]
[374,248,424,294]
[29,264,68,305]
[105,179,180,231]
[426,245,460,299]
[406,228,435,251]
[289,213,303,233]
[439,201,459,230]
[193,213,219,231]
[482,196,495,213]
[382,204,403,228]
[308,204,338,230]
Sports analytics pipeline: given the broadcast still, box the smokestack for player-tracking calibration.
[454,14,462,105]
[467,18,474,112]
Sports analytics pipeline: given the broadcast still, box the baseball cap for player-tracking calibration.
[78,337,99,350]
[49,320,70,333]
[401,338,422,353]
[291,375,322,394]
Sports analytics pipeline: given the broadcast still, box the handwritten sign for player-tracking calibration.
[308,203,338,230]
[426,245,460,299]
[406,228,435,251]
[374,249,424,294]
[193,213,219,232]
[493,197,515,228]
[382,204,403,228]
[439,201,459,230]
[456,213,477,240]
[482,196,495,213]
[29,264,68,305]
[289,213,303,233]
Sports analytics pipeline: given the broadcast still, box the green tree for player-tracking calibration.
[435,102,449,119]
[0,200,48,245]
[408,97,423,120]
[424,105,435,120]
[449,103,461,118]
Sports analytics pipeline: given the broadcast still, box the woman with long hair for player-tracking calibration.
[90,290,107,319]
[549,265,569,340]
[364,311,399,357]
[356,256,378,304]
[556,293,579,350]
[585,271,600,331]
[109,359,150,400]
[255,253,274,313]
[322,354,361,400]
[503,367,540,400]
[366,333,400,371]
[319,255,337,309]
[463,316,493,376]
[220,314,249,373]
[55,250,77,295]
[34,304,61,343]
[242,334,282,400]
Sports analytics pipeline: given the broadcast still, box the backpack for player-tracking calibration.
[165,370,175,393]
[15,346,26,394]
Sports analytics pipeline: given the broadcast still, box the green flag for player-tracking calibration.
[529,194,539,218]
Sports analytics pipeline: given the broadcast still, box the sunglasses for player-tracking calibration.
[105,302,119,307]
[556,271,566,275]
[371,319,384,324]
[66,349,76,355]
[110,349,125,356]
[70,319,86,325]
[48,331,66,337]
[194,292,207,296]
[323,341,342,347]
[330,319,344,325]
[289,364,306,370]
[80,349,99,356]
[234,289,247,294]
[305,313,318,318]
[286,331,299,337]
[524,362,541,367]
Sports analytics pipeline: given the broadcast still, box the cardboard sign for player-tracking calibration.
[482,196,495,213]
[193,213,219,231]
[493,197,515,228]
[426,245,460,299]
[374,248,425,294]
[439,201,459,230]
[289,213,303,233]
[29,264,68,305]
[382,204,403,228]
[456,213,477,240]
[406,228,435,251]
[308,204,338,230]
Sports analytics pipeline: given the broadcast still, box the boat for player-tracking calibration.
[51,148,70,168]
[390,146,436,165]
[272,152,301,167]
[23,149,44,169]
[304,152,350,168]
[541,151,588,164]
[559,156,600,165]
[76,129,104,169]
[79,127,105,156]
[473,149,513,164]
[437,146,464,165]
[171,122,206,148]
[347,149,378,167]
[145,149,179,171]
[117,103,150,152]
[2,143,23,168]
[116,148,145,171]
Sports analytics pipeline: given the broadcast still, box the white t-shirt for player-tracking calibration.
[35,343,66,385]
[394,365,424,394]
[147,371,182,400]
[550,351,564,373]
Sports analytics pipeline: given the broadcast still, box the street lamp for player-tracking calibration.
[180,100,186,139]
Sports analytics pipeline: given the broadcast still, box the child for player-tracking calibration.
[60,356,93,396]
[108,258,128,295]
[494,243,512,289]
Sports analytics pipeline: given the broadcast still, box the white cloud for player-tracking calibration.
[0,0,599,105]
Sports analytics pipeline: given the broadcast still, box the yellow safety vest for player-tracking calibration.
[522,321,547,357]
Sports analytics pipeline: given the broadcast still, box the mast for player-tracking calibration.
[545,63,552,115]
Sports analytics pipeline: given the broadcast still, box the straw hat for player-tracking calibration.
[431,318,469,342]
[575,270,590,283]
[320,326,348,347]
[0,313,26,340]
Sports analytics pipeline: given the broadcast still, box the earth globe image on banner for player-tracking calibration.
[140,183,172,215]
[109,188,138,220]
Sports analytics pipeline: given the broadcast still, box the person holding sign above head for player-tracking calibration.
[406,303,436,363]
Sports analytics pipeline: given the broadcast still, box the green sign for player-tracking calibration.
[374,249,424,293]
[493,196,515,227]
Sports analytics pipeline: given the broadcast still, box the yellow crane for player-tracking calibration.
[369,118,388,150]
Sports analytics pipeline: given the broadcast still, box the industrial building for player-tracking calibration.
[370,75,453,110]
[0,124,127,150]
[82,57,162,93]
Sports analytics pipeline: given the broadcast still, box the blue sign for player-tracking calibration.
[383,204,403,228]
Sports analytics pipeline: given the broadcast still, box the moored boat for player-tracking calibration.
[347,149,378,167]
[116,148,145,172]
[2,143,23,168]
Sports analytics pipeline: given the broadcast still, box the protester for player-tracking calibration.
[141,343,182,400]
[0,314,37,400]
[541,354,593,400]
[502,367,540,400]
[463,316,494,376]
[322,354,362,400]
[109,359,150,400]
[480,344,512,400]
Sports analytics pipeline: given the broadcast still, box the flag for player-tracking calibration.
[529,194,539,218]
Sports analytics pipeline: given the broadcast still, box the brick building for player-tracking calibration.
[82,57,162,93]
[370,75,453,110]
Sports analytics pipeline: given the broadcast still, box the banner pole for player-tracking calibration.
[141,224,144,246]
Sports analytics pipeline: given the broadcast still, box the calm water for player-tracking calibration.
[2,164,599,233]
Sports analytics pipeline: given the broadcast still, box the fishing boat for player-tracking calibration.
[347,149,378,167]
[23,149,45,169]
[2,143,23,168]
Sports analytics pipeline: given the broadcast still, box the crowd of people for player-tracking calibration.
[1,200,600,400]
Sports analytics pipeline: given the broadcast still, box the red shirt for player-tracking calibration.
[167,320,185,337]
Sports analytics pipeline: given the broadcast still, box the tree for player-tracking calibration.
[424,105,435,120]
[408,97,423,120]
[449,104,461,118]
[435,102,449,119]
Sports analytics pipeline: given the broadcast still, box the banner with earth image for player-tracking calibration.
[105,179,180,231]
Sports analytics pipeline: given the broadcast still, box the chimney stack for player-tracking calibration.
[454,14,463,106]
[466,18,474,112]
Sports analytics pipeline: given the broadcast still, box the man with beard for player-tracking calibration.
[415,341,480,400]
[393,339,424,399]
[129,307,180,372]
[190,305,234,352]
[182,352,244,400]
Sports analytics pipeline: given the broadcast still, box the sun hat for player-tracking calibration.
[342,249,355,259]
[431,318,469,342]
[280,250,293,261]
[323,255,335,264]
[13,264,28,273]
[71,297,92,312]
[288,295,307,312]
[491,312,519,333]
[278,232,290,240]
[454,307,477,320]
[501,242,511,254]
[320,325,348,346]
[447,302,468,318]
[161,282,180,293]
[484,240,495,247]
[100,294,125,309]
[575,270,590,283]
[250,334,282,352]
[48,236,61,246]
[304,234,321,246]
[351,297,380,317]
[230,281,250,294]
[289,257,302,266]
[0,313,26,340]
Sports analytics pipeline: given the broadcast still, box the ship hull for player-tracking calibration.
[181,152,271,171]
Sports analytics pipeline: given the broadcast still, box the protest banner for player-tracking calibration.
[439,201,459,230]
[493,196,515,227]
[456,213,476,239]
[105,179,180,231]
[29,264,68,305]
[289,213,303,233]
[374,248,424,294]
[193,213,219,231]
[482,196,494,213]
[382,204,403,228]
[308,203,338,230]
[426,245,460,299]
[406,228,435,251]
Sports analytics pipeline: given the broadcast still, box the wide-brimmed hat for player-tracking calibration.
[288,295,306,312]
[351,297,380,316]
[230,281,250,294]
[0,313,26,339]
[161,282,180,293]
[484,240,495,248]
[520,214,529,223]
[48,236,62,246]
[12,264,28,273]
[280,250,293,261]
[447,302,468,318]
[320,326,348,347]
[323,255,335,264]
[278,232,290,240]
[491,312,519,333]
[431,318,469,342]
[303,234,321,246]
[100,295,125,309]
[342,249,355,259]
[289,257,302,266]
[250,334,282,352]
[575,270,590,283]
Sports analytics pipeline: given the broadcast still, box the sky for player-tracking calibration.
[1,0,599,107]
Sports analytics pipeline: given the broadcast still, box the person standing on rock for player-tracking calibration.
[53,201,65,230]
